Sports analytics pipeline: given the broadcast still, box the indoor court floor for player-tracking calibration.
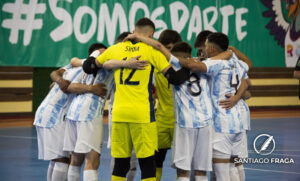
[0,117,300,181]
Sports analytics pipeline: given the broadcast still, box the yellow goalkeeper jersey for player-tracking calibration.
[97,41,170,123]
[154,70,175,128]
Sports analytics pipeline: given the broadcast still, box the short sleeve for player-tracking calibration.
[244,73,249,79]
[62,64,72,70]
[295,57,300,70]
[202,60,224,76]
[150,48,170,72]
[96,46,114,65]
[169,55,182,71]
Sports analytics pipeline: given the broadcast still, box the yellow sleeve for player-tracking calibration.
[96,45,115,65]
[150,48,170,72]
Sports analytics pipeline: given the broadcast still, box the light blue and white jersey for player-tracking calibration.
[238,99,250,130]
[170,55,212,128]
[203,57,248,134]
[107,80,115,149]
[232,54,251,130]
[34,65,83,128]
[66,68,114,122]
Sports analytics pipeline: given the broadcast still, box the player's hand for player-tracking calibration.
[58,78,70,93]
[92,83,107,98]
[126,55,148,69]
[219,94,238,110]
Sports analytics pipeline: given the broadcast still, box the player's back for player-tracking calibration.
[97,41,170,124]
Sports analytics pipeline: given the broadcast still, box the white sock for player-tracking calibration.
[195,175,208,181]
[213,163,230,181]
[210,171,216,181]
[83,170,98,181]
[177,177,189,181]
[230,163,240,181]
[51,162,69,181]
[126,168,136,181]
[126,155,137,181]
[67,165,81,181]
[236,164,245,181]
[47,161,55,181]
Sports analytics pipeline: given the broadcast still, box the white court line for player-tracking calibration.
[248,150,300,157]
[245,167,300,175]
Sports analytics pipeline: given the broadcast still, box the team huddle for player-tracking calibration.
[34,17,252,181]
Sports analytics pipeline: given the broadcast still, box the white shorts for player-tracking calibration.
[63,117,104,154]
[36,120,69,160]
[239,130,248,158]
[212,130,243,159]
[172,124,212,171]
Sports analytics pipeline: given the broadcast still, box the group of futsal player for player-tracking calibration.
[34,17,252,181]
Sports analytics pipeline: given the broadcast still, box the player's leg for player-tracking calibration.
[172,124,195,181]
[193,125,212,181]
[212,132,232,181]
[126,151,138,181]
[155,148,168,181]
[131,122,157,181]
[234,130,248,181]
[111,122,133,181]
[231,131,246,181]
[84,150,100,181]
[51,157,71,181]
[41,119,70,181]
[47,161,55,181]
[63,119,83,181]
[155,126,173,181]
[68,153,84,181]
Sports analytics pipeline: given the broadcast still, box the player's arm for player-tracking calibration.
[102,55,148,70]
[176,50,232,72]
[242,78,252,100]
[219,78,248,109]
[67,83,107,98]
[50,68,70,93]
[70,57,83,67]
[124,33,171,60]
[160,65,190,85]
[228,46,252,69]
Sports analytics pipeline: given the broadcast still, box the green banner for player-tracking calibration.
[1,0,299,67]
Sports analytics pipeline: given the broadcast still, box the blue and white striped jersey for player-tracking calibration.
[203,56,248,134]
[66,68,113,122]
[238,99,250,130]
[34,65,83,128]
[170,55,212,128]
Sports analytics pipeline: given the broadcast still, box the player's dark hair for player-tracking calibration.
[207,32,229,51]
[158,29,182,46]
[116,32,132,43]
[135,17,155,31]
[194,30,213,48]
[171,42,192,55]
[88,43,107,56]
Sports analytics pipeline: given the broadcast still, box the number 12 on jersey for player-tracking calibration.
[120,57,140,85]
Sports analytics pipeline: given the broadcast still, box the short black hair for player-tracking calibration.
[158,29,182,46]
[116,32,132,43]
[207,32,229,51]
[171,42,192,55]
[88,43,107,56]
[194,30,212,48]
[135,17,155,31]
